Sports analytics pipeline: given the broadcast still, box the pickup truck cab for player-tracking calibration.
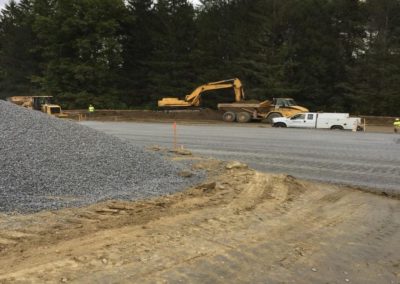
[272,112,363,131]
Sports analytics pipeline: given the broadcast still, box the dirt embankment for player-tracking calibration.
[0,158,399,283]
[66,109,224,123]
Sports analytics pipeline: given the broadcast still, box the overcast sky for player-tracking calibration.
[0,0,201,10]
[0,0,8,9]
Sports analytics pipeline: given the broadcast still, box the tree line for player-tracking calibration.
[0,0,399,115]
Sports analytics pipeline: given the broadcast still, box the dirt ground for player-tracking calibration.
[0,156,399,283]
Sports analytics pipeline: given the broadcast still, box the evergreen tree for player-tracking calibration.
[229,0,298,101]
[328,0,367,113]
[0,0,39,98]
[146,0,197,106]
[349,0,400,116]
[33,0,127,109]
[194,0,246,106]
[282,0,344,110]
[0,0,399,113]
[120,0,155,107]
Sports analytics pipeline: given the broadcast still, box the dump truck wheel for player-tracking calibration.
[223,112,236,122]
[236,112,251,123]
[266,113,282,124]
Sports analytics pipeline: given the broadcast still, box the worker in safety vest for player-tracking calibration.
[88,104,95,113]
[394,118,400,133]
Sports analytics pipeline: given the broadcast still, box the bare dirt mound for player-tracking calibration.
[0,159,398,283]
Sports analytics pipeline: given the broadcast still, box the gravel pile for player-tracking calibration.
[0,101,200,213]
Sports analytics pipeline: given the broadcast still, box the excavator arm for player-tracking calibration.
[158,78,245,107]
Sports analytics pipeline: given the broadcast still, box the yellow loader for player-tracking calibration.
[7,96,68,118]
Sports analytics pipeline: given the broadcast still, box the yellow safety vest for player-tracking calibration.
[89,106,95,113]
[394,121,400,127]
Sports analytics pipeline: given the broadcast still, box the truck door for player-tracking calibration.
[288,113,306,127]
[302,113,316,128]
[292,113,315,128]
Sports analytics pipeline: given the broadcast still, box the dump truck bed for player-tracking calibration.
[218,101,272,119]
[218,100,271,109]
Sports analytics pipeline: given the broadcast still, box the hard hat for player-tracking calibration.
[396,118,400,121]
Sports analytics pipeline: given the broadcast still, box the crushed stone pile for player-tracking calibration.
[0,101,200,213]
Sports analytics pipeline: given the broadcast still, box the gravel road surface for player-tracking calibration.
[82,121,400,195]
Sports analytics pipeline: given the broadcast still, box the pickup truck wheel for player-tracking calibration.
[273,122,287,128]
[236,112,251,123]
[331,125,344,130]
[266,113,282,124]
[222,111,236,122]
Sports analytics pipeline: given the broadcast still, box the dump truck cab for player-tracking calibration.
[273,98,297,107]
[273,98,304,108]
[270,98,308,118]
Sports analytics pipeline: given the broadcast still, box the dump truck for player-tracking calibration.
[272,112,363,131]
[218,98,308,123]
[158,78,308,123]
[7,96,68,118]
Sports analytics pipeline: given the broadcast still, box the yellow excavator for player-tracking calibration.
[158,78,245,107]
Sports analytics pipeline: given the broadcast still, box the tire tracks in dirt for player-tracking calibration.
[0,159,399,283]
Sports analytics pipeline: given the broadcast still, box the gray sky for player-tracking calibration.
[0,0,201,10]
[0,0,8,10]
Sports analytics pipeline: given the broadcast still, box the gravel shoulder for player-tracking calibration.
[0,159,398,283]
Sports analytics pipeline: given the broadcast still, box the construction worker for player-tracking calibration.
[88,104,95,113]
[394,118,400,133]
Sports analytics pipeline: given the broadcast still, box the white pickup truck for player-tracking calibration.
[272,112,363,131]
